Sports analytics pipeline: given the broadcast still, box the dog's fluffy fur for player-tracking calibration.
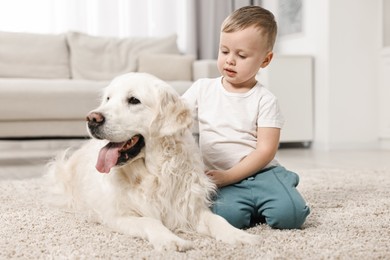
[45,73,259,251]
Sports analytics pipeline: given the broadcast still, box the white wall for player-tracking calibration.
[264,0,382,150]
[327,0,380,149]
[379,0,390,149]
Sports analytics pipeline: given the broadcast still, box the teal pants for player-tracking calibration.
[211,166,310,229]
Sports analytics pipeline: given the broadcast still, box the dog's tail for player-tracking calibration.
[43,148,75,209]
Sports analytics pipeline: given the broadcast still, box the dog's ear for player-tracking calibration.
[151,88,193,137]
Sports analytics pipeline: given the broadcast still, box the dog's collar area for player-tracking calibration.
[96,135,145,173]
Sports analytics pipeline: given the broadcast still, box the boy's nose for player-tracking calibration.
[226,57,235,65]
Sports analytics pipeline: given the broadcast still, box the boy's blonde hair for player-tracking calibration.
[221,6,277,51]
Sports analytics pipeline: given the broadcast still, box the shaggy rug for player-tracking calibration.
[1,168,389,259]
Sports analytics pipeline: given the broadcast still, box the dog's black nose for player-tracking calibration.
[86,112,105,127]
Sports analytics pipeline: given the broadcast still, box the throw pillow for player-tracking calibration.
[67,32,180,80]
[138,54,195,81]
[0,31,70,79]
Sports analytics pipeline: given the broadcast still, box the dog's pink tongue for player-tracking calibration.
[96,142,124,173]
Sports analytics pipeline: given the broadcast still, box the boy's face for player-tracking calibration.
[218,26,272,88]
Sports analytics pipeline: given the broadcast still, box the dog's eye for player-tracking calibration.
[106,97,110,102]
[128,97,140,105]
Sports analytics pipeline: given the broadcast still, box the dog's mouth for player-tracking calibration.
[96,135,145,174]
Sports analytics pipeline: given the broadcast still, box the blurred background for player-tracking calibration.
[0,0,389,151]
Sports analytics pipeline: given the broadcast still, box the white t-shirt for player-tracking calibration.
[182,77,284,171]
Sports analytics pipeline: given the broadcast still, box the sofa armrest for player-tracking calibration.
[192,59,219,81]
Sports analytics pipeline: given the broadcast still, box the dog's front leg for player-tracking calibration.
[107,216,193,251]
[197,210,260,245]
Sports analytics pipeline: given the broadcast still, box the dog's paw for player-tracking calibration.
[152,236,193,252]
[217,229,261,246]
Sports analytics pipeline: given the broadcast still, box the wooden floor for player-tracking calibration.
[1,140,390,180]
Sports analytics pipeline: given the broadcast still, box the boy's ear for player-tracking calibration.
[260,51,273,68]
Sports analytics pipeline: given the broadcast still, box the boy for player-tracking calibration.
[182,6,310,229]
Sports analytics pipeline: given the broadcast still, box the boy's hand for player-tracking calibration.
[206,127,280,188]
[206,170,231,188]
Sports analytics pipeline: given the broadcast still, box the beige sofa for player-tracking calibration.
[0,31,219,138]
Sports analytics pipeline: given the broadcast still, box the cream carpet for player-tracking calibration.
[1,168,390,259]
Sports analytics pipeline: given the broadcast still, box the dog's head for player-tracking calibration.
[86,72,192,173]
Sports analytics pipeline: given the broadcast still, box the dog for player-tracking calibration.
[45,73,259,251]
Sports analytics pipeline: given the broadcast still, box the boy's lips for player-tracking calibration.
[224,68,237,76]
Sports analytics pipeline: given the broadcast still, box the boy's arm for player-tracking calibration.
[206,127,280,187]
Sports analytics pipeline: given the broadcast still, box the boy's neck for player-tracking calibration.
[221,77,258,93]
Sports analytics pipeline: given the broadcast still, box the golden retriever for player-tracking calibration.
[45,73,259,251]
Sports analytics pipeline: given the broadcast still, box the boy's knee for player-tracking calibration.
[265,203,310,229]
[261,167,310,229]
[211,203,251,229]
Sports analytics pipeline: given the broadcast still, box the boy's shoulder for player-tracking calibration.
[183,77,220,100]
[256,83,277,98]
[189,77,221,94]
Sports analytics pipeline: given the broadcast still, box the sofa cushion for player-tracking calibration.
[0,31,70,79]
[138,54,195,81]
[0,78,108,120]
[168,81,193,95]
[0,78,189,121]
[67,32,180,81]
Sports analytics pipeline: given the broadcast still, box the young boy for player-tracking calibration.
[182,6,310,229]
